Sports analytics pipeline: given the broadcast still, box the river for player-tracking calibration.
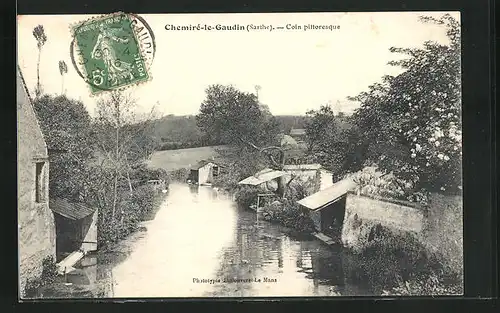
[34,183,371,298]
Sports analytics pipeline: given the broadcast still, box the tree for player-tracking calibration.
[350,14,461,194]
[32,25,47,98]
[304,105,337,153]
[197,84,294,196]
[196,84,280,147]
[93,91,158,222]
[303,105,361,179]
[58,60,68,95]
[33,95,96,202]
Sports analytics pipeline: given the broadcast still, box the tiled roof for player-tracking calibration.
[50,198,97,220]
[238,168,287,186]
[297,178,356,211]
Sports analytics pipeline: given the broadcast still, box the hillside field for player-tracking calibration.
[146,146,227,171]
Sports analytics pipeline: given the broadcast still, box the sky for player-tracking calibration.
[17,12,460,117]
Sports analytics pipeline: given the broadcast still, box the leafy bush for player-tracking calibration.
[261,198,316,233]
[345,226,461,295]
[24,256,58,297]
[168,168,190,182]
[234,186,260,209]
[97,184,163,248]
[344,166,430,206]
[130,163,169,184]
[382,271,463,296]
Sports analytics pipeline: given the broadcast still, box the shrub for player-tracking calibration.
[24,256,58,297]
[130,163,169,184]
[345,227,453,294]
[261,198,316,233]
[97,184,163,249]
[168,168,189,182]
[382,273,463,296]
[234,186,260,209]
[344,165,431,206]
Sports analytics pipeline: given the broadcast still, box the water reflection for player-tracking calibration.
[35,183,370,298]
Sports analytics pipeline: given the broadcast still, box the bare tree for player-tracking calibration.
[93,91,159,222]
[32,25,47,98]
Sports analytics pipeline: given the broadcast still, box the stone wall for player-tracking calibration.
[17,70,56,296]
[341,192,424,252]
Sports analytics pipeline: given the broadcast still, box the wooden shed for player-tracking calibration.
[50,198,98,261]
[297,178,356,240]
[188,160,220,185]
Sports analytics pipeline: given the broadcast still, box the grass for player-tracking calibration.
[146,145,228,171]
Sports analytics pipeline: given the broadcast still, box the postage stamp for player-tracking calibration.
[70,12,154,95]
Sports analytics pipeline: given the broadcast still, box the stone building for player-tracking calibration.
[17,67,56,296]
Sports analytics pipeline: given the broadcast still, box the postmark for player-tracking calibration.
[70,12,156,95]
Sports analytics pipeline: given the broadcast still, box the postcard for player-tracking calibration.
[17,11,463,299]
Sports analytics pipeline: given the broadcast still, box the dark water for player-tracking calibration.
[35,183,371,298]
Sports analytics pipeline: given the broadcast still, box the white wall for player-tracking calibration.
[198,163,216,184]
[81,211,98,253]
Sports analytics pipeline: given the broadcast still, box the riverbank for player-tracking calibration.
[234,184,463,296]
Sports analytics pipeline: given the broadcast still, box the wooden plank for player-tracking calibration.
[313,232,336,246]
[56,250,85,275]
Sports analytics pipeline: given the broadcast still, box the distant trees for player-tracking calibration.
[349,14,461,194]
[32,25,47,98]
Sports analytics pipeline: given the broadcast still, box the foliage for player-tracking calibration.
[130,163,169,184]
[344,166,430,206]
[234,185,260,209]
[349,14,461,193]
[276,115,310,134]
[305,105,337,152]
[97,184,163,248]
[382,272,463,296]
[33,95,96,202]
[211,147,266,191]
[196,84,280,148]
[92,91,160,223]
[153,114,216,148]
[259,180,316,233]
[152,114,310,151]
[345,226,461,295]
[168,168,190,182]
[304,105,361,178]
[24,256,58,297]
[94,91,158,166]
[260,198,316,233]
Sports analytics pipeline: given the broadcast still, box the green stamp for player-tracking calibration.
[71,13,153,95]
